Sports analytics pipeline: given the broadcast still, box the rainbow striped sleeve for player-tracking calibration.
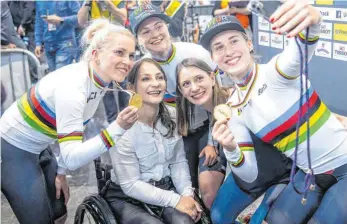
[100,129,115,150]
[229,142,254,167]
[229,152,245,167]
[58,131,83,143]
[297,32,319,45]
[275,57,297,80]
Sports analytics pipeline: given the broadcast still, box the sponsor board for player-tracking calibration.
[335,8,347,22]
[320,22,333,39]
[271,33,283,49]
[315,40,332,58]
[334,23,347,42]
[258,32,270,46]
[315,0,333,5]
[284,36,291,49]
[315,7,336,21]
[258,17,270,31]
[333,42,347,61]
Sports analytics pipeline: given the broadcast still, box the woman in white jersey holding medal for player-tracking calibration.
[176,58,293,224]
[0,19,138,224]
[129,3,227,209]
[199,0,347,223]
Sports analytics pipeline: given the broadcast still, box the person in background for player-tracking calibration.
[35,1,80,72]
[212,0,252,39]
[8,1,36,53]
[1,1,26,49]
[77,0,127,27]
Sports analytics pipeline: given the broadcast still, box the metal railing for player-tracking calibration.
[1,48,43,111]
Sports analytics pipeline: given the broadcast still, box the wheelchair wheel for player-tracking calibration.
[74,194,117,224]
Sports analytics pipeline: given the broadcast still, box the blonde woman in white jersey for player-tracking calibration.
[199,0,347,223]
[0,19,137,224]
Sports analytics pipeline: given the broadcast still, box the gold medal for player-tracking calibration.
[213,104,232,121]
[129,93,143,109]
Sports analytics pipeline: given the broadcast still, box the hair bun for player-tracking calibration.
[85,19,110,44]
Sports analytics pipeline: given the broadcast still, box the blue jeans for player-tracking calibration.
[211,173,287,224]
[266,164,347,224]
[45,39,77,72]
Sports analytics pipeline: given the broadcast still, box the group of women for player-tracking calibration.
[1,0,347,224]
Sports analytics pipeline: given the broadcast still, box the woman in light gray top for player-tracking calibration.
[106,58,202,224]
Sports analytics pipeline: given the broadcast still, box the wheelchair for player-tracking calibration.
[74,158,117,224]
[74,157,212,224]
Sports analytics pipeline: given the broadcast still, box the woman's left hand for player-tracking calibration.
[199,145,218,166]
[55,174,70,205]
[270,0,322,37]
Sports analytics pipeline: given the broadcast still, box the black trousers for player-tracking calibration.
[104,179,194,224]
[1,138,66,224]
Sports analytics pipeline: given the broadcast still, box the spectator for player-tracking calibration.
[136,1,186,41]
[35,1,80,72]
[213,0,253,39]
[1,1,26,49]
[8,1,40,82]
[77,0,127,27]
[8,1,36,53]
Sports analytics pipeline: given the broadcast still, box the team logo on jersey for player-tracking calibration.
[258,84,268,96]
[87,92,98,103]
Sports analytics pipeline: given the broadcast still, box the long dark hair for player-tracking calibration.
[176,58,229,136]
[127,58,176,138]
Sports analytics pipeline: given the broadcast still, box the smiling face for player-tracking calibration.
[178,66,215,108]
[137,17,171,56]
[94,34,136,83]
[210,30,253,81]
[135,61,167,106]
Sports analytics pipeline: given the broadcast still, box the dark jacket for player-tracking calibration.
[8,1,36,31]
[1,2,13,45]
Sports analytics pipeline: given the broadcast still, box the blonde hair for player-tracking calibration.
[81,19,136,61]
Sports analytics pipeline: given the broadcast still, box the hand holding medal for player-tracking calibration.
[213,104,232,121]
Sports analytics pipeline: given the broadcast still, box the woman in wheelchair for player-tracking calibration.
[105,58,202,224]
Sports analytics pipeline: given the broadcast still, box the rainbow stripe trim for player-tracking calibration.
[17,85,90,141]
[297,32,319,45]
[255,87,331,152]
[58,131,83,143]
[155,45,177,65]
[100,129,115,149]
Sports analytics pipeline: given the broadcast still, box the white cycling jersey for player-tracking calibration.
[223,22,347,182]
[0,62,125,174]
